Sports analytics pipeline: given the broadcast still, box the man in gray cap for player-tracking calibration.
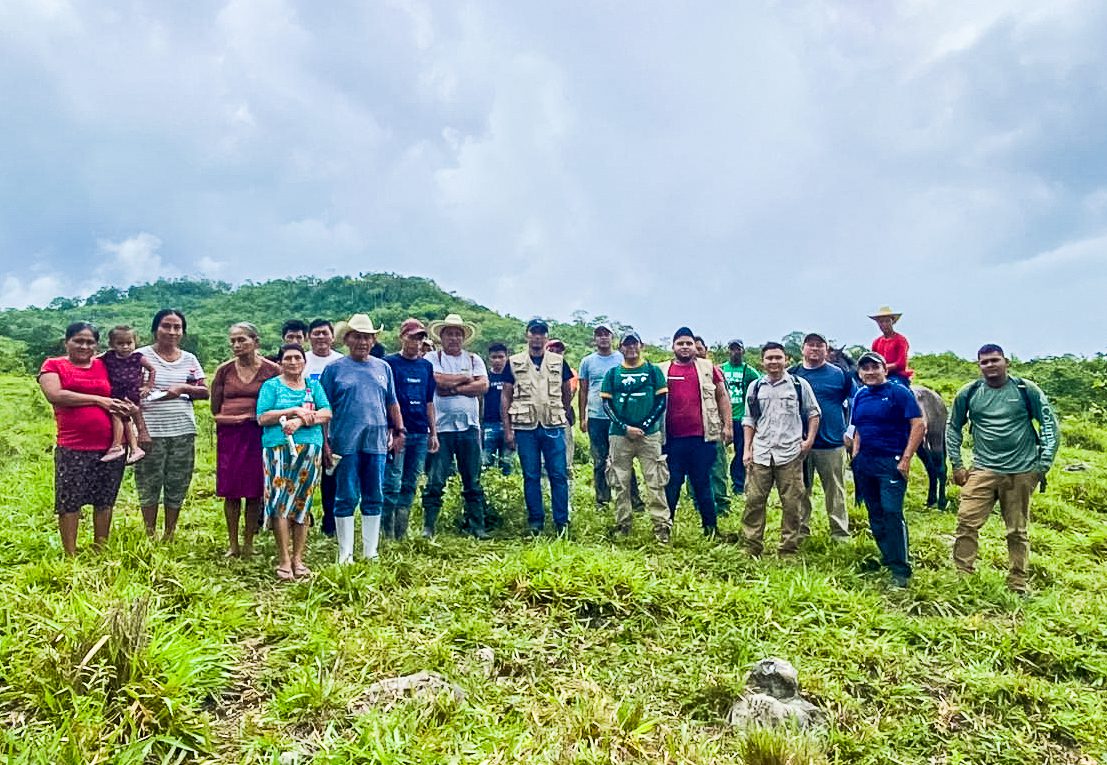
[579,323,634,509]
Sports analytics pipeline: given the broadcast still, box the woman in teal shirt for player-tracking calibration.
[257,344,332,580]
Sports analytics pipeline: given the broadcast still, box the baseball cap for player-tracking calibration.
[526,319,549,334]
[593,323,613,335]
[727,338,745,349]
[857,351,886,366]
[546,338,566,352]
[399,318,428,338]
[620,331,643,346]
[803,332,828,345]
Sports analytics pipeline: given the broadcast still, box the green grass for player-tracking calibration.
[1,371,1106,764]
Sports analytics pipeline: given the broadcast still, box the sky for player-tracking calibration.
[2,1,1106,358]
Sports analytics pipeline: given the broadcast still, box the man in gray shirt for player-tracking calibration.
[741,342,821,556]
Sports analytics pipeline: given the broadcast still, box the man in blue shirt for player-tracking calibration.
[321,314,405,564]
[850,351,925,587]
[790,333,854,543]
[383,319,438,540]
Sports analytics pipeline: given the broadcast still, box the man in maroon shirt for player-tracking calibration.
[660,327,733,535]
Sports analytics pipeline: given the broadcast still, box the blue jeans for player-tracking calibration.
[481,422,514,475]
[729,419,747,492]
[853,452,911,579]
[664,436,718,531]
[334,451,387,518]
[515,425,569,529]
[422,428,486,534]
[383,432,429,538]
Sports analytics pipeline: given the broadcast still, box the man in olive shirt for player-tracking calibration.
[946,343,1060,594]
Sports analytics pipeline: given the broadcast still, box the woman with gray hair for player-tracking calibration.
[210,322,279,556]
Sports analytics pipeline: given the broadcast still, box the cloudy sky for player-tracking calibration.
[2,1,1105,357]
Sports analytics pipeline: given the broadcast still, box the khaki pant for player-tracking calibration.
[742,456,805,555]
[953,468,1039,591]
[800,447,850,540]
[609,432,670,531]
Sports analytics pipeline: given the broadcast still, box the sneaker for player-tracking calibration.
[100,446,126,462]
[654,526,671,545]
[524,525,543,539]
[421,526,435,539]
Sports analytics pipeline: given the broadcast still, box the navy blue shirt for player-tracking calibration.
[791,364,854,449]
[483,369,510,424]
[385,353,436,435]
[852,382,922,458]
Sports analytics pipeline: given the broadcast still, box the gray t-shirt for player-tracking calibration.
[579,351,624,419]
[320,356,397,455]
[429,350,487,432]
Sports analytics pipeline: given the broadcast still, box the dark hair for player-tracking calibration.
[108,325,136,343]
[693,336,706,345]
[281,319,309,337]
[488,343,509,354]
[308,319,334,332]
[277,343,307,362]
[977,343,1005,358]
[65,321,99,342]
[761,341,787,356]
[370,343,385,358]
[151,308,186,335]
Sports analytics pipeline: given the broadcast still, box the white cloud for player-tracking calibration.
[94,233,176,287]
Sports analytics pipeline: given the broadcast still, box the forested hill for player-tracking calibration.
[0,274,630,372]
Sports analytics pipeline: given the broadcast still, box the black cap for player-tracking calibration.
[803,332,828,345]
[857,351,886,366]
[526,319,549,334]
[620,331,643,346]
[672,326,695,342]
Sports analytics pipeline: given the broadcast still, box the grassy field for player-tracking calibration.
[1,367,1106,764]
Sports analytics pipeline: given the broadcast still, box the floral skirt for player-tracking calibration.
[263,443,321,525]
[54,446,125,514]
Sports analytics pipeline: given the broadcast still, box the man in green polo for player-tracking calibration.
[946,343,1060,595]
[721,339,760,493]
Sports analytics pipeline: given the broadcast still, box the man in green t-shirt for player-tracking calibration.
[946,343,1060,595]
[721,339,761,493]
[600,331,671,542]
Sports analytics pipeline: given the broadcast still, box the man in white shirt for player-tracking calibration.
[303,318,344,537]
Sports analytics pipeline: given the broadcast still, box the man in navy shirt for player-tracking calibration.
[481,343,514,475]
[383,319,438,540]
[791,333,854,544]
[850,351,925,587]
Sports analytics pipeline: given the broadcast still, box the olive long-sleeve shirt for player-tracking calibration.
[946,377,1060,474]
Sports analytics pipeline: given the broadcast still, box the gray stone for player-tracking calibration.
[726,657,827,731]
[746,657,799,700]
[350,671,465,714]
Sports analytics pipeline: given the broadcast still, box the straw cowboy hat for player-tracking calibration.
[335,313,385,344]
[428,313,477,344]
[867,306,903,323]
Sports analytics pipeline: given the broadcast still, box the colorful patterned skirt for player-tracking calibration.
[263,443,322,525]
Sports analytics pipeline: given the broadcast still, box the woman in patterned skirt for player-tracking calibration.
[256,344,331,580]
[38,322,135,554]
[211,322,279,558]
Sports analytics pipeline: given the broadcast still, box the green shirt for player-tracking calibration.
[721,361,760,420]
[946,377,1060,474]
[600,361,668,436]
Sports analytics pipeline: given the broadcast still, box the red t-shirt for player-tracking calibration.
[39,357,114,450]
[872,333,913,379]
[665,361,724,438]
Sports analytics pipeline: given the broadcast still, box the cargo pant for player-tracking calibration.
[953,468,1039,592]
[741,456,805,555]
[800,447,850,541]
[608,432,670,532]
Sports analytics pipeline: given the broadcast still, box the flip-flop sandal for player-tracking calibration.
[293,563,312,578]
[276,566,295,581]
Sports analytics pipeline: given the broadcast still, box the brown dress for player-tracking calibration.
[211,358,279,499]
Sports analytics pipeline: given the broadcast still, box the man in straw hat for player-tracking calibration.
[320,314,406,563]
[502,319,574,537]
[868,306,913,387]
[421,313,490,539]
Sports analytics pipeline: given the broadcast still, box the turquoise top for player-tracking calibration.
[256,376,331,448]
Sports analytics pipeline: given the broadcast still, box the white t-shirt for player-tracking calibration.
[429,350,487,432]
[138,346,205,437]
[305,348,344,381]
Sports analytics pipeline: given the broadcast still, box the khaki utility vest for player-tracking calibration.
[659,358,723,442]
[507,351,568,430]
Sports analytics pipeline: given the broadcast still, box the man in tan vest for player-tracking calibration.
[660,326,733,536]
[502,319,574,536]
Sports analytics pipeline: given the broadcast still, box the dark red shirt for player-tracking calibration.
[665,361,724,438]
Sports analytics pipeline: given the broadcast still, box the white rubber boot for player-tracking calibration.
[335,515,355,564]
[362,514,381,560]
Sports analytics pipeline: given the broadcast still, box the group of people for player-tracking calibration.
[37,305,1059,593]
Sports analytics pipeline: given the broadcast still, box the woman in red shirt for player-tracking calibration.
[868,306,913,387]
[38,322,135,554]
